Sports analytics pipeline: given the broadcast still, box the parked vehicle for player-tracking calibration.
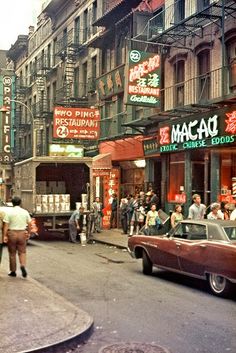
[128,220,236,297]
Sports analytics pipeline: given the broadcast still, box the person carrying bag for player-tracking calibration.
[144,203,161,235]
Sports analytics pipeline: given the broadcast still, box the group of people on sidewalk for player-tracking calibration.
[0,196,32,278]
[118,190,161,236]
[117,191,236,237]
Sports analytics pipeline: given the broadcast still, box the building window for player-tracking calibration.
[197,49,210,102]
[92,1,97,35]
[74,67,80,97]
[174,60,185,107]
[75,16,81,45]
[220,151,236,197]
[226,38,236,92]
[83,9,88,42]
[168,153,185,201]
[174,0,185,23]
[197,0,210,12]
[82,62,87,96]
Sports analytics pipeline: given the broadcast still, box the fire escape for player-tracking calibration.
[55,28,87,106]
[123,0,236,134]
[145,0,236,115]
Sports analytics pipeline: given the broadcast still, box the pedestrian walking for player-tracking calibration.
[219,201,231,220]
[144,203,162,235]
[69,206,84,243]
[170,204,184,228]
[3,196,32,278]
[0,210,5,265]
[92,197,103,233]
[188,194,206,220]
[207,203,224,220]
[129,193,141,236]
[120,198,129,234]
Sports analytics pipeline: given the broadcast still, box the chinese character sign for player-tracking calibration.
[126,50,161,107]
[102,168,120,229]
[53,107,100,140]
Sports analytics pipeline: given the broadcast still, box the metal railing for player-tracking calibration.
[162,66,232,111]
[147,0,221,41]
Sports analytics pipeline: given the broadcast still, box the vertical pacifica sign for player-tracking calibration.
[126,50,161,107]
[1,76,12,163]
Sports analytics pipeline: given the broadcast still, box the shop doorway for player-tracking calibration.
[191,154,210,206]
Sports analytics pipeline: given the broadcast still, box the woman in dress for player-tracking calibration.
[171,204,184,228]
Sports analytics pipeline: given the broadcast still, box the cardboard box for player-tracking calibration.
[48,203,55,213]
[36,204,42,213]
[42,203,49,213]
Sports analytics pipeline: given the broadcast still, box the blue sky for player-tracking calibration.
[0,0,42,50]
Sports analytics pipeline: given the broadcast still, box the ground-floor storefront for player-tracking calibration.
[144,105,236,216]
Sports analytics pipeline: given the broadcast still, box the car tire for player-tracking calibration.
[208,273,232,297]
[142,251,153,275]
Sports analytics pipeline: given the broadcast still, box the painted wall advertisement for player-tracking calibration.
[144,106,236,155]
[102,168,120,229]
[53,107,100,140]
[126,50,161,107]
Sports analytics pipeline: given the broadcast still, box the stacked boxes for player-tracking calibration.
[35,194,70,214]
[36,181,66,194]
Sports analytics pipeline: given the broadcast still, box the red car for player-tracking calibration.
[128,220,236,297]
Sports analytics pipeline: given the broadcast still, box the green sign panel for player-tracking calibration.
[96,65,125,99]
[144,106,236,155]
[126,50,161,107]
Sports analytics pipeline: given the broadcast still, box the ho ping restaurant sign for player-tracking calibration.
[53,107,100,140]
[144,107,236,155]
[126,50,161,107]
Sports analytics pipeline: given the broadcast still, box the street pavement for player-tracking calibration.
[0,228,126,353]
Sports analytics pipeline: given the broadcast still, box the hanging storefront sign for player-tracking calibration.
[126,50,161,107]
[96,65,124,99]
[53,107,100,140]
[144,106,236,155]
[102,168,120,229]
[1,76,13,163]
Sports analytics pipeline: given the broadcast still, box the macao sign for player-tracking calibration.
[53,107,100,140]
[143,108,236,155]
[126,50,161,107]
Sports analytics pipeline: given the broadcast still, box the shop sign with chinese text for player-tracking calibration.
[96,65,124,99]
[102,168,120,229]
[53,107,100,140]
[144,106,236,155]
[126,50,161,107]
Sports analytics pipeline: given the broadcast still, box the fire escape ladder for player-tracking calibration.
[63,45,76,102]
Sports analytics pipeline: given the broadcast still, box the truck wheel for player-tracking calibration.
[142,251,153,275]
[208,273,232,297]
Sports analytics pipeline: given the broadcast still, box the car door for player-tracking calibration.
[177,223,209,277]
[147,235,180,270]
[149,223,188,271]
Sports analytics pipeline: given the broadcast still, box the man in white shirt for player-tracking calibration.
[188,194,206,220]
[3,196,31,278]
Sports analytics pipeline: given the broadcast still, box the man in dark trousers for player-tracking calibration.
[110,193,118,228]
[3,196,32,278]
[69,206,85,243]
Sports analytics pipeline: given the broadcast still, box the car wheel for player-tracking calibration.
[208,273,231,297]
[142,251,153,275]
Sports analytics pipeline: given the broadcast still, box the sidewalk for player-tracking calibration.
[0,229,126,353]
[0,265,93,353]
[91,228,129,249]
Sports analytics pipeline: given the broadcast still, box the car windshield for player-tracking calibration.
[223,226,236,241]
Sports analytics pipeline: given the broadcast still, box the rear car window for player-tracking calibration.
[223,226,236,241]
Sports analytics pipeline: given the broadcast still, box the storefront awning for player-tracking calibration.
[92,153,112,169]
